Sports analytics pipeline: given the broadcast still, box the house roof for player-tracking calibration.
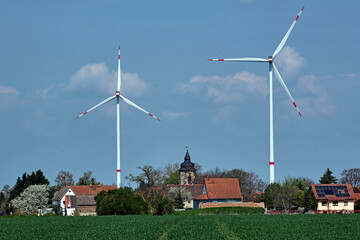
[166,184,203,198]
[193,178,242,200]
[52,186,70,201]
[70,185,117,196]
[77,196,96,206]
[310,184,355,201]
[52,185,117,201]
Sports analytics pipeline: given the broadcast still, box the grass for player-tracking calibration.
[173,206,265,215]
[0,214,359,240]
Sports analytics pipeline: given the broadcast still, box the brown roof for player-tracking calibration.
[70,185,117,196]
[166,184,203,198]
[76,196,96,206]
[52,185,117,201]
[52,187,71,201]
[311,184,355,201]
[193,178,242,200]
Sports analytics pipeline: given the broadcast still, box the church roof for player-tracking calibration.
[179,150,196,172]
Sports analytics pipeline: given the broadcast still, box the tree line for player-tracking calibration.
[1,166,359,216]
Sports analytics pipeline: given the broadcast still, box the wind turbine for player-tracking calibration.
[208,7,305,184]
[76,46,160,188]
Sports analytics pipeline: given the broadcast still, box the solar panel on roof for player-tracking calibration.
[324,189,334,195]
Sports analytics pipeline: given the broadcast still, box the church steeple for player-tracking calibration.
[179,147,197,185]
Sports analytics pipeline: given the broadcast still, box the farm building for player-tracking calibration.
[310,184,356,213]
[52,185,117,216]
[193,178,243,209]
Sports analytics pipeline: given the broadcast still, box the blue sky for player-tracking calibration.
[1,1,359,188]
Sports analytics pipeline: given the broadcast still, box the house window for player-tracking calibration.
[321,201,327,206]
[344,201,348,206]
[63,201,65,204]
[333,201,338,206]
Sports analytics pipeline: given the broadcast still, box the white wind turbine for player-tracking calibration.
[76,46,160,188]
[208,7,305,184]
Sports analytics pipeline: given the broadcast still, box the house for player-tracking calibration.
[310,184,356,213]
[52,185,117,216]
[193,178,243,209]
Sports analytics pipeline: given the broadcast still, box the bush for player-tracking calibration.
[95,187,148,215]
[150,194,174,215]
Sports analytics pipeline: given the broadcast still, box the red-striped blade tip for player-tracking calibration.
[157,118,161,121]
[75,116,79,119]
[301,6,305,11]
[298,112,302,117]
[208,59,213,61]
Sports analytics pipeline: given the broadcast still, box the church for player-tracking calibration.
[167,148,244,209]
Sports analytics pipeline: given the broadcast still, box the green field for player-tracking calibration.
[1,214,359,240]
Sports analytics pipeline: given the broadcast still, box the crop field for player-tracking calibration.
[1,214,359,240]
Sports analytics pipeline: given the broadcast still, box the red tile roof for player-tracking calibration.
[311,184,355,201]
[70,185,117,196]
[193,178,242,200]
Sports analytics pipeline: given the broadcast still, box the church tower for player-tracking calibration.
[179,148,197,185]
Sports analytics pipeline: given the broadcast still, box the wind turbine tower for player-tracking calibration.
[209,7,305,184]
[76,46,160,188]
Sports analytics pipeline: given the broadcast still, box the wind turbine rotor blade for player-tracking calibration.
[120,95,161,121]
[117,45,121,91]
[272,63,302,117]
[273,6,305,58]
[208,57,268,62]
[75,95,117,119]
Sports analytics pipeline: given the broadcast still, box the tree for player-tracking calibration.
[319,168,337,184]
[0,192,10,216]
[10,185,51,215]
[164,170,179,185]
[95,187,148,215]
[126,166,164,190]
[55,170,74,188]
[303,188,317,211]
[10,170,50,200]
[166,187,192,209]
[148,189,174,215]
[77,171,99,186]
[339,168,360,187]
[1,184,10,196]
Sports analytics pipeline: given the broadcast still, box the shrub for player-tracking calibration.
[95,187,148,215]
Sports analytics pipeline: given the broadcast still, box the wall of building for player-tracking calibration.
[77,206,97,216]
[317,200,354,211]
[199,202,265,209]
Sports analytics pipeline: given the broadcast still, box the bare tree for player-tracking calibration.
[55,170,74,188]
[339,168,360,187]
[77,171,98,186]
[126,166,164,190]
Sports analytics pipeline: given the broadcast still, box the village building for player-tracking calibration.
[193,178,243,209]
[179,148,197,185]
[52,185,117,216]
[310,184,356,213]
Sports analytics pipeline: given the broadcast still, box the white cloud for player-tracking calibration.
[275,46,306,78]
[296,74,334,116]
[179,72,268,104]
[163,111,191,120]
[65,63,147,97]
[0,85,19,95]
